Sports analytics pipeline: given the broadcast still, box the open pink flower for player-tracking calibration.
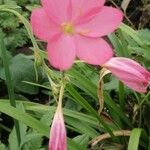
[49,106,67,150]
[31,0,123,70]
[102,57,150,93]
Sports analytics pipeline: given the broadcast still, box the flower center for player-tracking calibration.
[61,23,74,35]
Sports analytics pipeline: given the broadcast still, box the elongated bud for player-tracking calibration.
[49,106,67,150]
[102,57,150,93]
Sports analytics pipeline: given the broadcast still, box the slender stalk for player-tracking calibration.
[57,77,66,109]
[0,33,21,144]
[119,81,125,111]
[0,123,11,132]
[139,91,150,107]
[133,91,150,127]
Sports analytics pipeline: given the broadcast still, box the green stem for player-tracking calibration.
[119,81,125,111]
[58,77,66,109]
[0,123,11,132]
[139,91,150,107]
[0,33,21,144]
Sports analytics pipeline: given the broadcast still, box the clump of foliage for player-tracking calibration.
[0,0,150,150]
[0,0,40,50]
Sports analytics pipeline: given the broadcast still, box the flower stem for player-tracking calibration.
[58,74,66,110]
[139,91,150,107]
[119,81,125,111]
[0,32,21,144]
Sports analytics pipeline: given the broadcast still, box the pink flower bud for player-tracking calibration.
[103,57,150,93]
[49,107,67,150]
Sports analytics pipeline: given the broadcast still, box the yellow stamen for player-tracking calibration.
[79,29,90,35]
[61,22,74,35]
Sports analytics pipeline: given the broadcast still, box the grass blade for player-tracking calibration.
[128,128,142,150]
[0,32,21,144]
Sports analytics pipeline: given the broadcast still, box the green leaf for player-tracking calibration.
[23,133,43,150]
[17,103,28,145]
[0,8,38,48]
[0,142,6,150]
[128,46,150,61]
[108,33,125,56]
[66,86,114,136]
[40,110,54,126]
[0,99,113,140]
[0,12,19,29]
[104,92,132,128]
[8,127,19,150]
[67,139,85,150]
[119,23,144,46]
[138,29,150,45]
[0,54,39,94]
[0,99,99,128]
[20,133,43,149]
[65,116,99,138]
[66,84,98,118]
[8,103,28,150]
[67,68,97,100]
[0,100,97,149]
[5,28,28,50]
[0,101,49,137]
[128,128,142,150]
[148,136,150,150]
[73,134,89,150]
[104,77,119,91]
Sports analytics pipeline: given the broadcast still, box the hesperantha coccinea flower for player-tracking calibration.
[49,106,67,150]
[102,57,150,93]
[31,0,123,70]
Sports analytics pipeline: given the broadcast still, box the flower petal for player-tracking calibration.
[111,58,150,78]
[47,35,76,70]
[76,6,123,37]
[30,8,60,42]
[122,81,149,93]
[41,0,70,23]
[71,0,105,24]
[75,35,113,65]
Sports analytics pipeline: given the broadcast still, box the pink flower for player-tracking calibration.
[102,57,150,93]
[49,107,67,150]
[31,0,123,70]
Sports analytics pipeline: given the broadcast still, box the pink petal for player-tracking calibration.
[30,8,60,42]
[49,107,67,150]
[71,0,105,24]
[103,57,150,93]
[41,0,70,23]
[123,81,148,93]
[76,6,123,37]
[47,35,76,70]
[104,57,150,81]
[109,57,150,77]
[75,35,113,65]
